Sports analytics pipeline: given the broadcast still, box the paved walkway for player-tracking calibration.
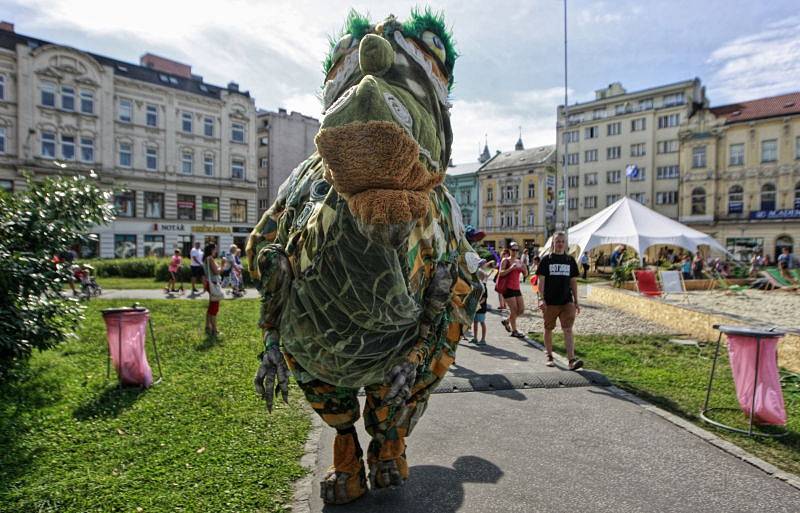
[305,311,800,512]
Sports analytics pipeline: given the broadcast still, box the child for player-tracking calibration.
[166,249,183,293]
[471,259,490,346]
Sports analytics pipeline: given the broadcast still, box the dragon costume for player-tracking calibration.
[247,10,481,504]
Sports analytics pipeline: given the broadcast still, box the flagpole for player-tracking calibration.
[562,0,569,245]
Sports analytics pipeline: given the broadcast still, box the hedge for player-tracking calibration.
[81,257,256,286]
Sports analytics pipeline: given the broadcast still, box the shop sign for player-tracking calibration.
[176,200,195,209]
[153,223,186,231]
[191,225,232,233]
[232,226,251,233]
[749,209,800,220]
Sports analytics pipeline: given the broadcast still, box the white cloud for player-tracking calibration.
[707,16,800,102]
[576,2,623,27]
[449,87,567,164]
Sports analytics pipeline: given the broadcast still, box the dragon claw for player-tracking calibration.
[254,345,289,413]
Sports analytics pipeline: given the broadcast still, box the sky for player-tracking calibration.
[2,0,799,164]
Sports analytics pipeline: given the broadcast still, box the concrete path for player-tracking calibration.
[98,288,258,300]
[305,310,800,513]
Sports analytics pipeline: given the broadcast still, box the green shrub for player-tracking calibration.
[82,257,164,278]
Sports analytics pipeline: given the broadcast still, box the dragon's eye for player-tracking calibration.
[331,34,356,64]
[421,30,446,64]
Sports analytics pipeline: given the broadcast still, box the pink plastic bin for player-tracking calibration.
[727,333,786,426]
[102,307,154,388]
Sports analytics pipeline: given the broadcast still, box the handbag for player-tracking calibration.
[205,261,225,301]
[494,269,508,295]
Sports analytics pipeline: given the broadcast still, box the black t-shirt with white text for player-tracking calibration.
[536,253,579,305]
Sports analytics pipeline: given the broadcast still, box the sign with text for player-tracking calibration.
[191,225,232,233]
[545,174,556,215]
[749,209,800,220]
[153,223,186,232]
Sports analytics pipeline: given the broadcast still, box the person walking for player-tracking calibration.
[499,242,527,338]
[537,232,583,371]
[494,248,511,311]
[681,254,693,280]
[190,241,204,294]
[470,259,492,346]
[204,243,223,337]
[692,252,705,280]
[579,251,590,280]
[520,248,530,274]
[166,248,183,293]
[230,246,245,297]
[777,246,796,283]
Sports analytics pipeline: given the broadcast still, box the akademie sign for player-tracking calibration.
[749,209,800,220]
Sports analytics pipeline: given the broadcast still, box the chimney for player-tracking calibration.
[0,21,14,33]
[278,108,287,115]
[227,81,239,92]
[140,53,192,79]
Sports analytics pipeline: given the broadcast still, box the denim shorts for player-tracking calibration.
[474,312,486,323]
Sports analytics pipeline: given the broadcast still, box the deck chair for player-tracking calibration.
[709,269,748,295]
[762,268,795,289]
[633,269,662,297]
[659,270,688,302]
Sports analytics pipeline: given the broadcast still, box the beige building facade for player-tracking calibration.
[556,79,705,226]
[0,22,258,258]
[678,92,800,261]
[477,143,557,251]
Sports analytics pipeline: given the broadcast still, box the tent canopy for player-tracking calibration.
[542,197,728,257]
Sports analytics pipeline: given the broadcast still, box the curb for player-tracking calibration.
[522,335,800,491]
[291,403,324,513]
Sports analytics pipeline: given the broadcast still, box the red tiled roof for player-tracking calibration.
[711,91,800,124]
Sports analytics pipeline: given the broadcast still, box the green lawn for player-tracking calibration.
[0,299,310,513]
[97,277,175,289]
[546,333,800,476]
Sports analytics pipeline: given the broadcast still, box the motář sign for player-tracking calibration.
[749,209,800,220]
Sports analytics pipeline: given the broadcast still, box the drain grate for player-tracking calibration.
[431,370,610,394]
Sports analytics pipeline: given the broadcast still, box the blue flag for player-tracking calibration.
[625,164,639,178]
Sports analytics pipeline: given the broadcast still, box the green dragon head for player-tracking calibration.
[314,9,457,230]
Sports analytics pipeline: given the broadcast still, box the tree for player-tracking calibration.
[0,173,113,379]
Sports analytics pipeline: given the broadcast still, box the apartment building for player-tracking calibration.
[444,160,482,228]
[256,108,319,215]
[556,79,705,226]
[678,91,800,261]
[477,143,557,250]
[0,21,258,258]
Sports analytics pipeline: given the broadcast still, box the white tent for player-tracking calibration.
[542,197,728,257]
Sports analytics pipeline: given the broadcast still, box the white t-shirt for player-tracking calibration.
[190,247,204,267]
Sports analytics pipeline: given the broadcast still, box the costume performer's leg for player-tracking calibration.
[284,352,368,504]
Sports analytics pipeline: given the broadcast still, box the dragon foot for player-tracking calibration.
[368,438,408,489]
[320,429,367,505]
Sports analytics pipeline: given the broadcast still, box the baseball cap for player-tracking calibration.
[509,242,519,249]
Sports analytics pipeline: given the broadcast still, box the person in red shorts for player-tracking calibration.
[203,243,223,337]
[536,232,583,370]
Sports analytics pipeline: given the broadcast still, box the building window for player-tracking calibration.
[691,187,706,215]
[260,135,269,146]
[567,113,583,124]
[607,122,621,136]
[729,143,744,166]
[258,199,269,210]
[656,191,678,205]
[692,146,706,168]
[177,194,196,220]
[232,122,245,143]
[568,175,579,188]
[144,191,164,218]
[41,131,56,158]
[614,104,626,115]
[40,81,56,107]
[657,113,680,129]
[795,137,800,159]
[119,99,132,123]
[607,146,621,160]
[584,126,598,139]
[114,190,136,217]
[584,173,598,186]
[80,90,94,114]
[656,140,679,154]
[0,179,13,192]
[146,146,158,171]
[230,198,247,223]
[662,92,685,107]
[260,157,268,168]
[566,153,579,165]
[143,235,165,257]
[204,116,214,137]
[231,158,245,179]
[606,194,620,206]
[182,151,193,174]
[114,234,137,258]
[631,118,646,132]
[202,196,219,221]
[527,183,535,198]
[61,86,75,111]
[584,149,598,162]
[656,165,679,179]
[564,130,579,143]
[760,183,776,211]
[761,139,777,163]
[61,135,75,160]
[568,197,578,210]
[0,127,5,154]
[119,142,132,167]
[80,137,94,162]
[182,112,193,133]
[606,170,621,183]
[146,105,158,127]
[487,187,493,201]
[203,154,214,176]
[0,75,4,100]
[585,196,597,209]
[795,181,800,209]
[638,98,653,111]
[728,185,743,214]
[630,143,646,157]
[592,109,607,120]
[630,192,646,204]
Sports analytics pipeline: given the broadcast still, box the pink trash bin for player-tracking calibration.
[102,307,154,388]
